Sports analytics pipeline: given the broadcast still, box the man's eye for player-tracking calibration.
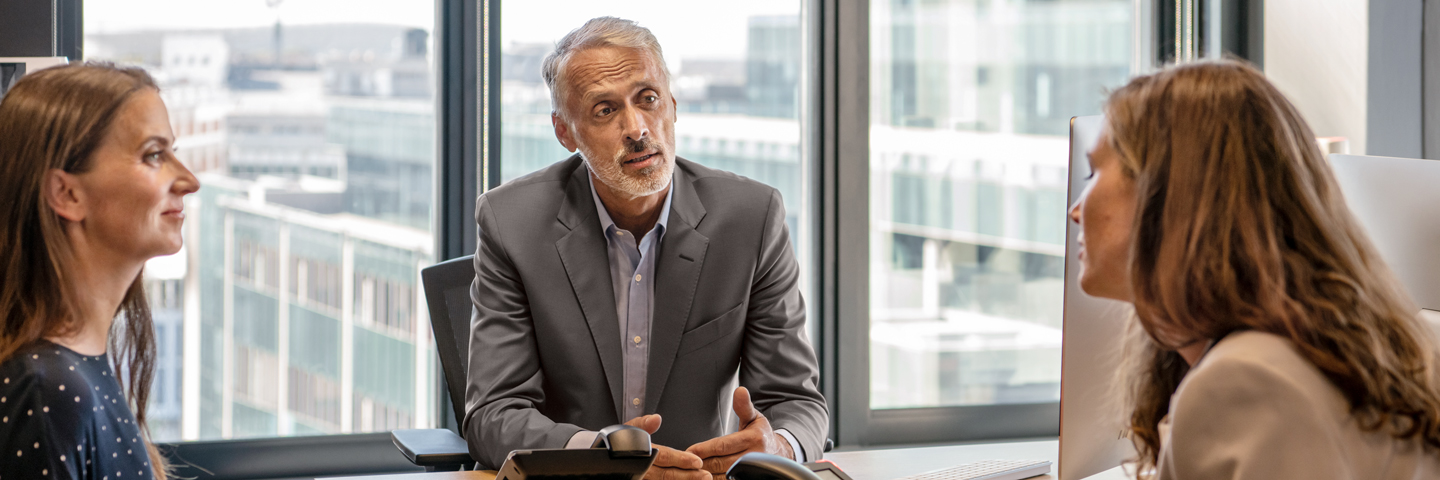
[643,95,658,103]
[597,107,614,117]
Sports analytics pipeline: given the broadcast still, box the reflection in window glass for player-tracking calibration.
[85,0,437,441]
[500,1,810,316]
[869,0,1132,409]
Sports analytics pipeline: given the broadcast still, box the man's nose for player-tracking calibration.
[621,107,650,143]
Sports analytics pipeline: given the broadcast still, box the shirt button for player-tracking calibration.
[633,336,642,344]
[616,231,624,236]
[634,274,642,282]
[632,398,641,406]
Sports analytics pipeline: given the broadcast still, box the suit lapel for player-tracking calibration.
[645,161,709,414]
[554,158,625,422]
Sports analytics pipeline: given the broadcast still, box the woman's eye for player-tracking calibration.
[144,152,164,164]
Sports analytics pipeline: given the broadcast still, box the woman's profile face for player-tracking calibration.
[1068,128,1137,301]
[71,89,200,261]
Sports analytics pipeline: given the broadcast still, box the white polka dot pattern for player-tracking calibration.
[0,341,155,479]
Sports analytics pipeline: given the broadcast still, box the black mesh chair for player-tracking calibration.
[391,254,478,471]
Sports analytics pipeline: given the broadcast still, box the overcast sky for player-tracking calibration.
[85,0,800,59]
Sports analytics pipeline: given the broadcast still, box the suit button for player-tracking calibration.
[634,274,642,282]
[632,398,641,406]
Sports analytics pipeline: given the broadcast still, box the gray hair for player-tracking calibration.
[541,17,670,119]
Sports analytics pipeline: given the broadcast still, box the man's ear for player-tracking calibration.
[552,112,577,152]
[669,96,678,123]
[46,168,87,223]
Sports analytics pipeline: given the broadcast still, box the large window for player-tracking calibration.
[867,0,1133,410]
[499,1,812,307]
[55,0,1216,470]
[84,0,438,442]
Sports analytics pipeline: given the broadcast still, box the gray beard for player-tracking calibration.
[581,149,673,198]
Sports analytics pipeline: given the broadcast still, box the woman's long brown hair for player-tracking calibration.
[0,62,170,478]
[1106,59,1440,473]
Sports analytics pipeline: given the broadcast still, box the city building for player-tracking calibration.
[185,174,434,438]
[160,34,231,175]
[745,15,800,119]
[227,72,347,180]
[329,97,435,230]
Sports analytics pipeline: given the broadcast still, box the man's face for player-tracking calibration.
[552,46,677,198]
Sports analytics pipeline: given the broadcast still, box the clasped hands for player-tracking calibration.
[624,387,794,480]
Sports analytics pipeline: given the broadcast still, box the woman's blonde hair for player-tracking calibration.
[0,62,170,478]
[1105,59,1440,472]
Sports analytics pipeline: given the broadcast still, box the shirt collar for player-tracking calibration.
[587,167,675,239]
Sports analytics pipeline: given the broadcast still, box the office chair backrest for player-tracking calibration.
[421,254,477,429]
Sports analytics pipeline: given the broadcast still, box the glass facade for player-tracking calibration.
[868,0,1132,409]
[86,1,437,441]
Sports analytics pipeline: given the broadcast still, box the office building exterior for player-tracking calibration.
[187,176,434,439]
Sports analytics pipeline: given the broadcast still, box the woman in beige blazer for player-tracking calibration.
[1068,59,1440,479]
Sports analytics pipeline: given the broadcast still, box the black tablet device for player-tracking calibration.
[494,447,657,480]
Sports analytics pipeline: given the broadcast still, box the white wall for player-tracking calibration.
[1263,0,1370,154]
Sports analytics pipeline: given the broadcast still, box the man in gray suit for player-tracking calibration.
[464,16,828,479]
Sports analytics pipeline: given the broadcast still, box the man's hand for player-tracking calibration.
[686,388,795,479]
[624,414,709,480]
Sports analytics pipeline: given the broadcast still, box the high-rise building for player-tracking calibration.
[227,75,347,180]
[161,34,232,175]
[872,0,1130,135]
[866,0,1131,408]
[329,98,435,230]
[188,175,433,438]
[745,15,800,119]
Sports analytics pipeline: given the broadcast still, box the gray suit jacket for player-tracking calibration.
[464,155,828,469]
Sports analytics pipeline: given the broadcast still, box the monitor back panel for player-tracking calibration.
[1329,154,1440,313]
[1058,116,1136,480]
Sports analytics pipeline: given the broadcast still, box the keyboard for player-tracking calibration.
[893,459,1052,480]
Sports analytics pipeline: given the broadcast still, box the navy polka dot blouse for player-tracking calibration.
[0,341,155,480]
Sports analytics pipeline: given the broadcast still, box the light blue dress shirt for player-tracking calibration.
[567,169,804,462]
[589,172,673,423]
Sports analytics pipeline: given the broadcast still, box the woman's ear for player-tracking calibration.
[46,168,87,222]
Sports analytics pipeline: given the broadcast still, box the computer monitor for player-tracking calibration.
[1327,154,1440,329]
[1057,116,1135,480]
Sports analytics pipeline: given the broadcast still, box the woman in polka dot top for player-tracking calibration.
[0,62,201,479]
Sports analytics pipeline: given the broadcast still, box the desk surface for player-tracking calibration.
[323,439,1129,480]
